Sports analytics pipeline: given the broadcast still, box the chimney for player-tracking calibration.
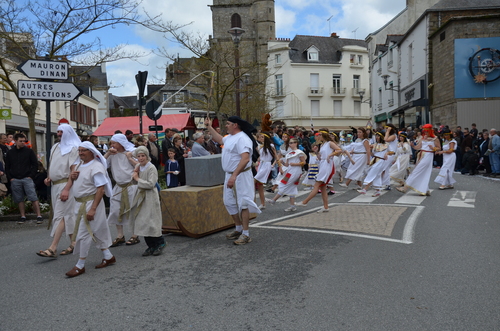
[331,32,339,38]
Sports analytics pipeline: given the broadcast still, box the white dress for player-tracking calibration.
[390,142,411,186]
[277,149,305,197]
[72,160,112,255]
[272,145,291,186]
[48,144,78,238]
[363,143,388,188]
[434,139,457,187]
[345,139,369,181]
[405,138,436,194]
[316,142,336,183]
[381,135,398,186]
[106,153,138,226]
[254,145,274,184]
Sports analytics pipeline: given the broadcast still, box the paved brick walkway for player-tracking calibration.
[275,205,408,236]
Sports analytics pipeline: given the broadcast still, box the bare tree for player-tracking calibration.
[155,23,271,124]
[0,0,167,152]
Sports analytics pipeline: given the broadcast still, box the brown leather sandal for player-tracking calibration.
[60,245,74,255]
[110,236,125,247]
[36,248,57,258]
[125,236,140,245]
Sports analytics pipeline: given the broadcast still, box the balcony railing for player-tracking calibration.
[388,99,394,106]
[330,87,346,97]
[271,88,286,98]
[377,68,382,75]
[352,88,365,97]
[388,60,393,68]
[308,87,323,97]
[377,103,382,111]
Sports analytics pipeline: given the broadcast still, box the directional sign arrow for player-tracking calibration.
[17,60,69,80]
[17,80,83,101]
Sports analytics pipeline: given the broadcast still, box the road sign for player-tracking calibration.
[149,125,163,132]
[0,109,12,120]
[17,80,82,101]
[146,100,161,120]
[17,60,68,80]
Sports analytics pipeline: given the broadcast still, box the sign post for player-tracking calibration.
[17,60,82,166]
[135,71,148,135]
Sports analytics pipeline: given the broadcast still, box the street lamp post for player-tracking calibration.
[228,27,245,117]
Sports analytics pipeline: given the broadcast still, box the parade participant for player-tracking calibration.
[380,124,398,190]
[254,132,277,209]
[434,129,457,189]
[297,129,342,213]
[36,124,80,258]
[5,133,43,224]
[267,133,291,193]
[204,116,261,245]
[65,141,114,278]
[165,148,180,188]
[302,143,319,189]
[339,128,371,190]
[131,147,166,256]
[104,134,139,247]
[397,124,441,196]
[390,132,411,187]
[358,131,388,197]
[266,138,306,211]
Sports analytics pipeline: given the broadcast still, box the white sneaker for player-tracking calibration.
[258,204,266,210]
[284,206,297,212]
[317,207,329,213]
[372,190,381,197]
[265,198,275,205]
[296,201,308,207]
[338,183,347,188]
[354,185,363,190]
[357,188,366,194]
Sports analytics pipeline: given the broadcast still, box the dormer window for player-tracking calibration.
[307,46,319,62]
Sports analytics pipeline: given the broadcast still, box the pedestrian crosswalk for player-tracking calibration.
[262,189,477,208]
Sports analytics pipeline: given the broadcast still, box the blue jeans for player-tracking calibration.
[489,152,500,173]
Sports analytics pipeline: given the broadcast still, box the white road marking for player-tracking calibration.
[447,190,477,208]
[395,190,433,205]
[251,203,422,245]
[348,190,388,203]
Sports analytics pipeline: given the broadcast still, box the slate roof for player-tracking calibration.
[70,65,108,87]
[429,0,500,10]
[109,94,138,109]
[288,35,367,64]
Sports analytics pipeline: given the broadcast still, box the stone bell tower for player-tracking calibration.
[210,0,276,69]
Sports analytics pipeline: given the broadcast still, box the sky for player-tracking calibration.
[101,0,408,96]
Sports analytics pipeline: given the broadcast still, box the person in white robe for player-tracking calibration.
[339,128,371,190]
[104,134,139,247]
[65,142,114,278]
[36,124,80,258]
[266,138,306,211]
[131,146,165,256]
[357,131,389,196]
[204,116,261,245]
[297,130,342,213]
[397,124,441,196]
[254,133,277,209]
[390,133,412,187]
[434,129,457,189]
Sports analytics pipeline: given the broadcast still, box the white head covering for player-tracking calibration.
[58,124,81,155]
[79,141,113,197]
[133,146,151,161]
[110,133,135,152]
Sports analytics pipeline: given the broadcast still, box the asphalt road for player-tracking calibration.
[1,170,499,330]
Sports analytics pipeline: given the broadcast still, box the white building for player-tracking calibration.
[267,34,371,130]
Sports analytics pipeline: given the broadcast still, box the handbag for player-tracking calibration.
[0,183,7,197]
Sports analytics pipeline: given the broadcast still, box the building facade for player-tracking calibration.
[266,35,370,130]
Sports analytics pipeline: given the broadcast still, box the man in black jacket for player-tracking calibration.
[5,133,43,224]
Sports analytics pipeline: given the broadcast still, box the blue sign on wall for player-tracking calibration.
[454,37,500,99]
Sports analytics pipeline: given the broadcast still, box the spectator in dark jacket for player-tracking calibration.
[461,147,479,175]
[5,133,43,224]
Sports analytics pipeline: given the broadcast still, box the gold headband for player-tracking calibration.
[376,132,384,138]
[320,130,329,134]
[262,133,270,139]
[331,132,338,138]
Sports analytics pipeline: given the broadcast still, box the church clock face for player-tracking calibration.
[468,48,500,83]
[1,110,9,117]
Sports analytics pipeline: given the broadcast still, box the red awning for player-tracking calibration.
[92,113,197,136]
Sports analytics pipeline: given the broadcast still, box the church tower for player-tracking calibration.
[210,0,275,68]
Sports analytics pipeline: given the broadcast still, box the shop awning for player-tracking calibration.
[92,113,197,136]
